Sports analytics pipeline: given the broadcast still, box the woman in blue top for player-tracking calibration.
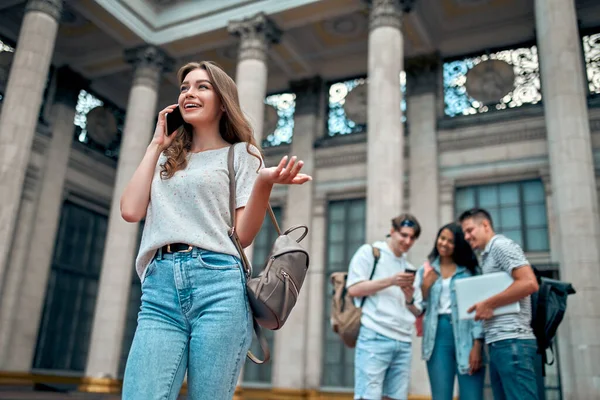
[416,222,485,400]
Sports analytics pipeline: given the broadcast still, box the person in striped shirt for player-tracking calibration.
[459,208,540,400]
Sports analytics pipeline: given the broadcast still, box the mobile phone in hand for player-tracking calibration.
[404,267,417,276]
[166,106,185,136]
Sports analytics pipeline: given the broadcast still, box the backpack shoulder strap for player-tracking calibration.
[369,246,381,280]
[360,246,381,308]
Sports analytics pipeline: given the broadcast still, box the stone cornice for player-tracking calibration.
[228,13,281,63]
[438,127,547,152]
[315,141,367,168]
[26,0,63,22]
[438,116,600,152]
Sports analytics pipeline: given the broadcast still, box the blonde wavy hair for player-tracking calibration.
[161,61,262,179]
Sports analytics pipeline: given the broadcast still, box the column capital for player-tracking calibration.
[290,76,322,116]
[124,45,174,90]
[364,0,415,31]
[26,0,63,21]
[405,53,440,96]
[54,66,88,108]
[228,13,282,63]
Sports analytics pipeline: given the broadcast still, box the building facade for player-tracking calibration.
[0,0,599,399]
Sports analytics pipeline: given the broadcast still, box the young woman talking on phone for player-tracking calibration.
[119,61,311,400]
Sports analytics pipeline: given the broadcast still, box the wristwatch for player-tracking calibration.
[406,298,415,306]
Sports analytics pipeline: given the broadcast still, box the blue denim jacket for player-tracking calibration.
[417,258,485,375]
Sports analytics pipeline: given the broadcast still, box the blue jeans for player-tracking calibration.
[354,326,412,400]
[488,339,539,400]
[426,315,485,400]
[122,248,252,400]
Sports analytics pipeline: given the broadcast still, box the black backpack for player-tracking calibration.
[530,267,576,372]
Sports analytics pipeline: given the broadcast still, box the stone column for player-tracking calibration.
[439,178,455,225]
[0,165,43,370]
[406,55,440,264]
[365,0,410,243]
[535,0,600,398]
[540,169,561,264]
[228,13,281,144]
[272,78,322,391]
[304,195,327,389]
[0,67,85,370]
[405,54,440,398]
[81,46,172,384]
[0,0,62,292]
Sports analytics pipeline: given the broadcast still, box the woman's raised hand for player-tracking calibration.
[258,156,312,185]
[150,104,179,151]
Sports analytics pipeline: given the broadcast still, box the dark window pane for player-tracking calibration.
[501,229,523,247]
[523,180,545,203]
[455,180,549,253]
[487,208,500,229]
[478,185,498,208]
[322,198,366,388]
[455,187,476,215]
[500,206,522,230]
[525,204,548,227]
[34,202,108,372]
[526,228,549,252]
[499,183,520,205]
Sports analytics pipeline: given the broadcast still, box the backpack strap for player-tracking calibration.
[359,246,381,308]
[227,144,271,365]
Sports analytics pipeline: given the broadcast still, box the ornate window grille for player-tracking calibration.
[583,32,600,96]
[327,72,406,137]
[74,89,124,160]
[443,46,542,117]
[263,93,296,147]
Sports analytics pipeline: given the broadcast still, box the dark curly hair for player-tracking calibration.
[428,222,479,275]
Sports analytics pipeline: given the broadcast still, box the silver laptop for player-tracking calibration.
[455,272,520,320]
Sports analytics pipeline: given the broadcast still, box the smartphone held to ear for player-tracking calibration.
[166,106,185,136]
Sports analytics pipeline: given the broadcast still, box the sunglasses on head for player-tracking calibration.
[398,220,415,228]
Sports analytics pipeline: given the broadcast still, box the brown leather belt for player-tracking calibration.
[161,243,193,253]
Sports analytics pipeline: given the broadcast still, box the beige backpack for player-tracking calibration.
[329,246,380,348]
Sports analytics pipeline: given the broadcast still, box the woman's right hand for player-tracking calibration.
[421,267,439,292]
[150,104,179,151]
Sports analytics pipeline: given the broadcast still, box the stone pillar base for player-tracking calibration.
[77,377,122,394]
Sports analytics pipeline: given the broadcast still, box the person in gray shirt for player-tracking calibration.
[459,208,539,400]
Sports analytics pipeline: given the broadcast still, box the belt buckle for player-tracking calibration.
[167,244,193,253]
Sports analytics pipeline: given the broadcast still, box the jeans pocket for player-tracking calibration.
[142,259,158,283]
[515,340,537,370]
[358,326,379,343]
[199,251,239,270]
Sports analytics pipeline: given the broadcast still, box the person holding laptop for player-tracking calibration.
[459,208,539,400]
[346,214,422,400]
[416,222,485,400]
